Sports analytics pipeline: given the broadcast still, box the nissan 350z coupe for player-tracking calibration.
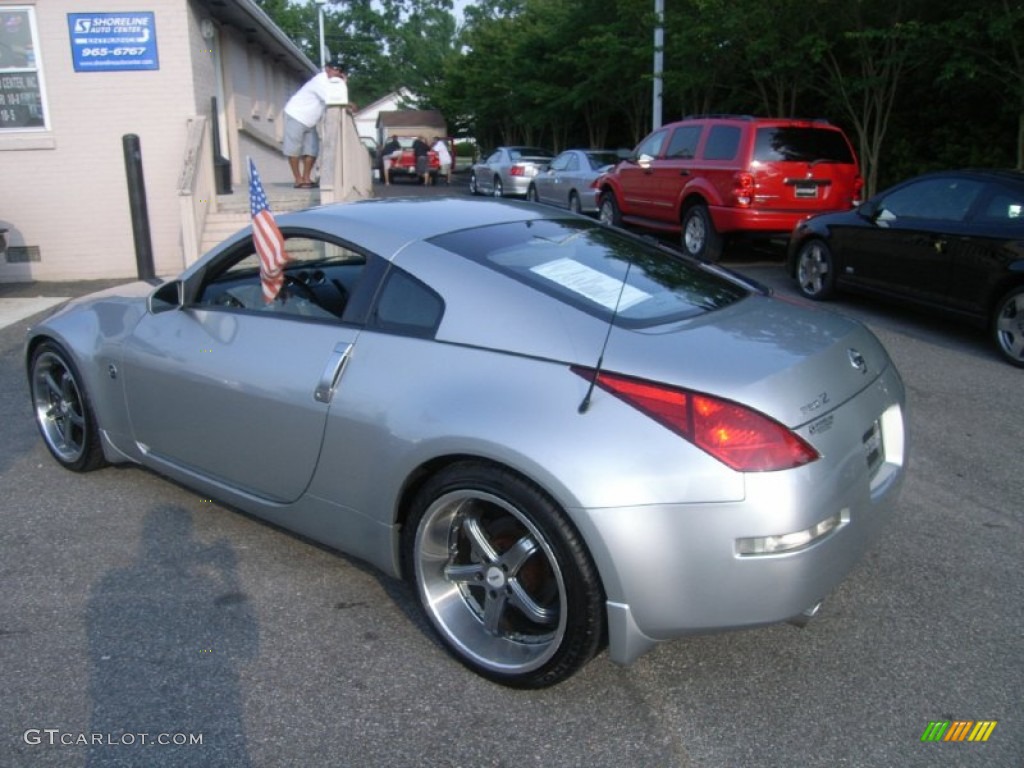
[26,198,908,688]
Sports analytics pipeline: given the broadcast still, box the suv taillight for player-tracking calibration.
[733,173,755,207]
[572,367,819,472]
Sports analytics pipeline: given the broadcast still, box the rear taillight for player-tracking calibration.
[852,175,864,206]
[510,165,525,176]
[733,172,755,207]
[572,367,819,472]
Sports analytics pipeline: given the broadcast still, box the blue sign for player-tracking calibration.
[68,12,159,72]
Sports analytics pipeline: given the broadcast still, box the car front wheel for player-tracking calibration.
[795,238,836,300]
[993,286,1024,367]
[29,341,106,472]
[526,184,538,202]
[598,191,621,226]
[681,204,723,262]
[403,461,604,688]
[492,176,504,197]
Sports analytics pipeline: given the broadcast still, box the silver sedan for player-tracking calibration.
[469,146,555,197]
[527,149,620,214]
[27,198,908,688]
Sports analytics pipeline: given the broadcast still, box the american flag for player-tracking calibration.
[248,158,288,303]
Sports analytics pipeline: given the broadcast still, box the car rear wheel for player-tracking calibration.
[492,176,504,197]
[681,204,723,262]
[993,286,1024,367]
[469,172,480,196]
[598,191,621,226]
[526,184,538,202]
[569,191,582,214]
[29,341,106,472]
[795,239,836,300]
[403,461,604,688]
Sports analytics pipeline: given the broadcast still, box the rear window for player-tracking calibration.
[510,147,554,161]
[753,126,855,164]
[429,219,746,327]
[585,151,620,170]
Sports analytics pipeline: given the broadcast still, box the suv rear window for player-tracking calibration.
[429,219,746,327]
[753,126,855,164]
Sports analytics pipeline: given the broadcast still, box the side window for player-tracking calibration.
[701,125,741,161]
[550,153,571,172]
[634,129,668,160]
[881,178,984,223]
[370,268,444,337]
[564,154,579,172]
[195,233,367,322]
[666,125,702,159]
[487,151,502,164]
[977,186,1024,227]
[0,8,48,132]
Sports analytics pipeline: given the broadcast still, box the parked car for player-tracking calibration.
[789,168,1024,367]
[596,115,862,262]
[27,198,907,688]
[469,146,555,197]
[526,149,621,214]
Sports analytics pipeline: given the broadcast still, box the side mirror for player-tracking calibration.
[149,280,183,314]
[637,153,654,169]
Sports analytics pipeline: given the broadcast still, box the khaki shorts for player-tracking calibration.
[283,114,319,158]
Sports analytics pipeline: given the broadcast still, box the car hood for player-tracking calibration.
[598,292,892,428]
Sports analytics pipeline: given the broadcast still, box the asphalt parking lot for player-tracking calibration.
[0,184,1020,767]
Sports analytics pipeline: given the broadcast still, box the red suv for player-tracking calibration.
[596,115,862,261]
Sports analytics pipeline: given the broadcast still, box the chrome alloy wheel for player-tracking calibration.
[797,243,829,295]
[994,287,1024,366]
[413,489,567,675]
[32,350,88,464]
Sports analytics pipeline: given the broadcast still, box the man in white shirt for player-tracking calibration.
[283,60,345,188]
[432,137,453,185]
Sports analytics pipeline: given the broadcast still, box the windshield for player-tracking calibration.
[429,219,746,327]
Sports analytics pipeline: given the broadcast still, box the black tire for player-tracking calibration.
[598,191,621,227]
[681,204,723,262]
[492,176,504,198]
[794,238,837,300]
[29,341,106,472]
[469,172,480,196]
[568,191,582,214]
[992,286,1024,367]
[402,461,604,688]
[526,184,539,203]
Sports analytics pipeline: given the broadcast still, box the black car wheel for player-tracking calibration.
[795,239,837,300]
[403,461,604,688]
[681,204,723,262]
[598,191,621,227]
[993,286,1024,367]
[526,185,538,202]
[29,341,106,472]
[469,172,479,196]
[493,176,504,198]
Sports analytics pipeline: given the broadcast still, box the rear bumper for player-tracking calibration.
[710,206,844,237]
[573,365,907,665]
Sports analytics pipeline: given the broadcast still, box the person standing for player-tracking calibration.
[381,136,401,185]
[431,137,452,185]
[282,59,346,188]
[412,136,430,185]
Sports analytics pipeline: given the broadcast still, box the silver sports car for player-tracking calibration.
[27,198,908,688]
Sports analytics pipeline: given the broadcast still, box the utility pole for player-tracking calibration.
[653,0,664,131]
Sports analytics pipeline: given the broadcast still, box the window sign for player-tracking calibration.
[0,8,47,130]
[68,12,159,72]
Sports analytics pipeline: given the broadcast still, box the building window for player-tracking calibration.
[0,7,48,131]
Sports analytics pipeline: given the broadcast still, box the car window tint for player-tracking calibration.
[370,267,444,337]
[550,153,571,171]
[586,151,620,170]
[881,178,984,222]
[195,234,366,322]
[429,220,746,327]
[702,125,741,161]
[666,126,702,159]
[977,188,1024,226]
[753,127,854,163]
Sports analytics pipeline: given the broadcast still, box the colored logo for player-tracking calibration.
[921,720,997,742]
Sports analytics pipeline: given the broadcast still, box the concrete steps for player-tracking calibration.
[199,186,322,255]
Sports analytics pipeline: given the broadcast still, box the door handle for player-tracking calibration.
[679,170,690,176]
[314,342,352,403]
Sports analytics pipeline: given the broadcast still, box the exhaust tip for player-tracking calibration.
[787,600,823,629]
